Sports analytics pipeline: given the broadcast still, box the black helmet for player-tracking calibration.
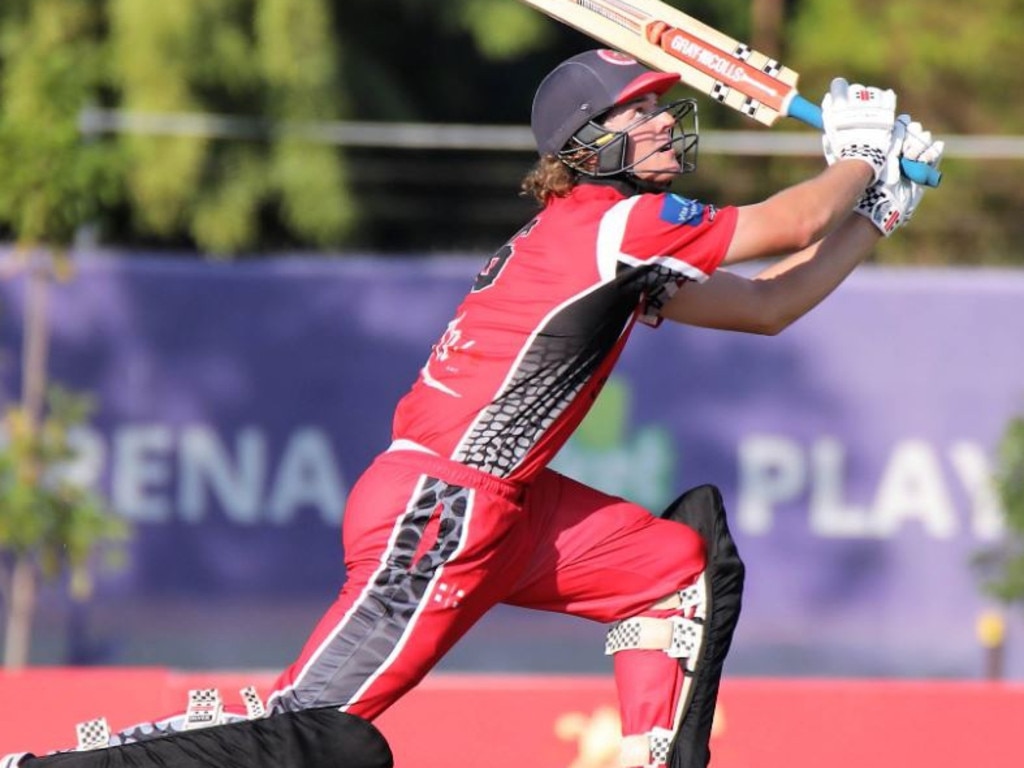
[531,49,679,156]
[531,49,699,182]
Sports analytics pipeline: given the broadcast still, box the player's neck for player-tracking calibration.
[577,176,642,197]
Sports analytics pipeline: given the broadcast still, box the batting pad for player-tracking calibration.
[19,707,393,768]
[660,484,744,768]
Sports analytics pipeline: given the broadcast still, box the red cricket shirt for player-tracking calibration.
[392,181,738,484]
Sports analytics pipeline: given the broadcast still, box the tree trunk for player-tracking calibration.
[751,0,785,55]
[23,250,51,431]
[2,250,53,668]
[3,554,37,668]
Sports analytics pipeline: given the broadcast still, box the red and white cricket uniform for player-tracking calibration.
[270,182,738,729]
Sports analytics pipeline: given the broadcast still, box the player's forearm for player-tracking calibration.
[661,214,878,334]
[782,160,876,245]
[722,159,873,265]
[748,213,880,331]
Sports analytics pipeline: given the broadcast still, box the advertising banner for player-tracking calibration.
[0,252,1021,678]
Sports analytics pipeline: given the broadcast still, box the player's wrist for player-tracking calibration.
[854,186,905,237]
[834,155,878,184]
[838,145,888,181]
[854,116,944,238]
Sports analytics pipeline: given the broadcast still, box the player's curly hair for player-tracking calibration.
[520,155,580,206]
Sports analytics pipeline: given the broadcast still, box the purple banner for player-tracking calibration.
[2,251,1022,678]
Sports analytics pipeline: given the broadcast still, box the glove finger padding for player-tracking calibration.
[855,116,944,237]
[903,120,945,166]
[821,77,897,182]
[876,114,910,187]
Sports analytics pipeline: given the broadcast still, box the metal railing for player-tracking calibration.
[79,108,1024,159]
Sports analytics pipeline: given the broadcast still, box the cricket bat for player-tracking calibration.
[518,0,941,186]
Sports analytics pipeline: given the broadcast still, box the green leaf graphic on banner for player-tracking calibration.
[552,377,676,510]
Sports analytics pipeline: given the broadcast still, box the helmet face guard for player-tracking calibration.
[557,97,699,181]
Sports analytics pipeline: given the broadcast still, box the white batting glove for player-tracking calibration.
[854,116,945,237]
[821,77,898,182]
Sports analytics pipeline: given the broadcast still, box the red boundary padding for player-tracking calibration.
[2,670,1023,768]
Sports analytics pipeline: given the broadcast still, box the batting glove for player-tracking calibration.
[854,116,945,237]
[821,77,898,182]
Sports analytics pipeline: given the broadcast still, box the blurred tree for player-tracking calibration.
[103,0,572,254]
[0,0,1020,260]
[0,0,119,248]
[107,0,352,255]
[0,2,126,668]
[0,386,128,669]
[787,0,1024,264]
[101,0,762,253]
[975,416,1024,606]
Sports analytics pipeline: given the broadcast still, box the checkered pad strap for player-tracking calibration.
[840,144,887,173]
[605,616,704,668]
[240,686,267,719]
[678,573,708,620]
[857,186,885,215]
[855,185,906,236]
[185,688,223,730]
[75,718,111,751]
[0,753,31,768]
[668,616,704,670]
[619,726,675,768]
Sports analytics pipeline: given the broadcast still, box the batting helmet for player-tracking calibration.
[530,49,680,156]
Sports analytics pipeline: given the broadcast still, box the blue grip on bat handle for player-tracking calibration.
[787,95,942,188]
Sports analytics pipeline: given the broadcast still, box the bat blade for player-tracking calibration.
[520,0,799,126]
[518,0,941,186]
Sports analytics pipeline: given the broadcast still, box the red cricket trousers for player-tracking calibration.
[269,448,706,720]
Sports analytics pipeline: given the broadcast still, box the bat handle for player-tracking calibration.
[787,95,942,188]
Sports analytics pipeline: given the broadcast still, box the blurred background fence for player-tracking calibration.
[76,108,1024,254]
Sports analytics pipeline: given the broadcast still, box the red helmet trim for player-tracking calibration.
[616,71,680,105]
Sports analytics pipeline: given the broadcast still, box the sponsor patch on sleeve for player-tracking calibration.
[660,194,706,226]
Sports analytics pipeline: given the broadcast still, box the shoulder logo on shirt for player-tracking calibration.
[659,194,705,227]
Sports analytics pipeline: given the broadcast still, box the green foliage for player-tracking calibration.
[257,0,353,246]
[108,0,355,255]
[0,0,1020,259]
[0,0,361,256]
[0,386,128,601]
[975,416,1024,604]
[459,0,556,59]
[788,0,1024,264]
[107,0,210,237]
[791,0,1024,131]
[0,0,120,248]
[456,0,753,66]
